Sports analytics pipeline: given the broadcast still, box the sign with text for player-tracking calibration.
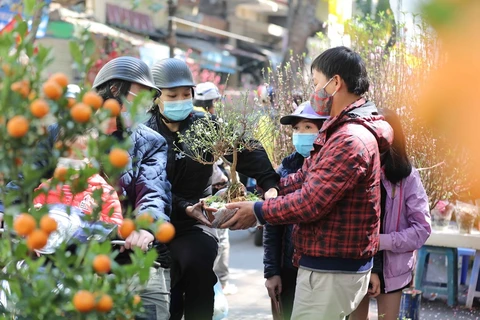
[106,3,154,35]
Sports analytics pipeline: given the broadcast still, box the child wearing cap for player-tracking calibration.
[193,82,221,115]
[262,101,328,320]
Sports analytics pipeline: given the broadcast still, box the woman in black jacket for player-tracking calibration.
[263,101,327,320]
[145,58,279,320]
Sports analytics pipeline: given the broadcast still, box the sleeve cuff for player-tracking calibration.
[264,270,281,279]
[178,200,193,212]
[379,234,392,251]
[260,179,279,194]
[254,201,267,225]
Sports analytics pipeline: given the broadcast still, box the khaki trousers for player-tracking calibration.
[291,267,370,320]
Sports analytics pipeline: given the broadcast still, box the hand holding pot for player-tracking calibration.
[186,201,217,227]
[221,201,257,230]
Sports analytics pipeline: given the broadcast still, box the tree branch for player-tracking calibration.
[24,4,43,46]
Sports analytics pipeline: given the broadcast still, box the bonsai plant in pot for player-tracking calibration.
[177,93,274,228]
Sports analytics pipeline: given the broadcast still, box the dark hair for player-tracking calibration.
[311,46,369,96]
[291,118,325,130]
[379,108,412,184]
[96,79,131,131]
[95,79,131,103]
[193,99,214,110]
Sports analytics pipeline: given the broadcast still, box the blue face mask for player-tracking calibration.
[162,99,194,122]
[292,133,317,158]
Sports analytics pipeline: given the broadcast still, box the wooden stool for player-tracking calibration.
[415,246,458,307]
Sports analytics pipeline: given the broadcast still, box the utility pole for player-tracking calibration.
[167,0,177,58]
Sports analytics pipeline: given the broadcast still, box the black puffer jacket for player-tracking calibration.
[145,109,280,232]
[263,152,304,278]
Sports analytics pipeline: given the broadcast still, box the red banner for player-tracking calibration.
[0,14,19,34]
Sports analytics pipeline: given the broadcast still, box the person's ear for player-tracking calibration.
[156,98,164,112]
[333,75,342,92]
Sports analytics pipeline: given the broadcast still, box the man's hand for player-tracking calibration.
[368,273,381,297]
[186,201,217,227]
[264,188,278,200]
[221,201,257,230]
[265,275,282,300]
[122,229,155,251]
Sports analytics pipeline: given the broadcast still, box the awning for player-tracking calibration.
[220,43,267,62]
[139,42,171,68]
[237,40,283,67]
[49,5,170,67]
[60,13,146,46]
[176,36,237,74]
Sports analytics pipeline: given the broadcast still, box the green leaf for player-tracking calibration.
[84,37,96,58]
[17,21,28,37]
[14,242,28,257]
[69,41,83,66]
[24,0,36,16]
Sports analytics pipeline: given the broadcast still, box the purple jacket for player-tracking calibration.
[379,167,431,292]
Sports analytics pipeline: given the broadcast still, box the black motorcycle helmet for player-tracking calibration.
[93,57,160,131]
[92,56,160,93]
[151,58,195,89]
[150,58,196,123]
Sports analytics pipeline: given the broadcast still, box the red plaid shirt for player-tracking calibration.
[261,99,393,264]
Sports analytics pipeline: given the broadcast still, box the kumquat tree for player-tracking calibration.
[0,9,173,320]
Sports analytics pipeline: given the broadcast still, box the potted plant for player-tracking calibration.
[177,93,274,227]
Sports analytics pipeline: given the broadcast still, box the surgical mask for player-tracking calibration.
[162,98,194,122]
[310,78,337,117]
[292,133,317,158]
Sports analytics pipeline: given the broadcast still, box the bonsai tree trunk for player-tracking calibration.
[220,149,246,202]
[229,148,238,186]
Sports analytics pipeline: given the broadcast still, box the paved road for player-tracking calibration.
[225,229,271,320]
[224,229,480,320]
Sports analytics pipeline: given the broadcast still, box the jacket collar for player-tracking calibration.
[381,171,402,199]
[314,98,366,147]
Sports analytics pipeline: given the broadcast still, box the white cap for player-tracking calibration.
[194,82,221,101]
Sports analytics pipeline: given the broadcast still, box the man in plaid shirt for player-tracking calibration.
[223,47,393,319]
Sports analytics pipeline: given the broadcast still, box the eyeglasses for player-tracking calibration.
[128,91,137,97]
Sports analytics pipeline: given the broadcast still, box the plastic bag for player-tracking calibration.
[456,200,478,234]
[213,280,228,320]
[431,200,455,230]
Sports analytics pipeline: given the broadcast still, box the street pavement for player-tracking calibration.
[224,230,480,320]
